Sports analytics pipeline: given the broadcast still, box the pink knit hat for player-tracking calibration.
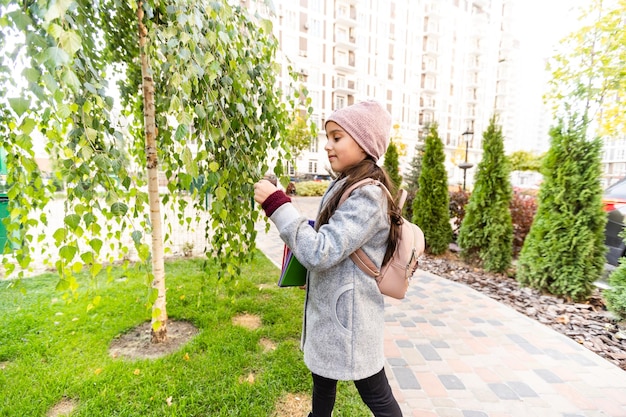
[325,100,392,162]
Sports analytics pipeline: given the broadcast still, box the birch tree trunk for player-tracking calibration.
[137,2,168,343]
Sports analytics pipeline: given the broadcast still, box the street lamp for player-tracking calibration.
[458,129,474,191]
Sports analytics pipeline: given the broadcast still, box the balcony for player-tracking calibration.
[425,3,441,18]
[334,78,357,95]
[420,94,436,111]
[334,50,357,72]
[422,36,439,56]
[424,23,440,37]
[421,62,437,74]
[418,109,435,127]
[335,5,357,26]
[335,33,357,50]
[421,75,437,93]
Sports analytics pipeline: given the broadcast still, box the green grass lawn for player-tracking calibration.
[0,251,370,416]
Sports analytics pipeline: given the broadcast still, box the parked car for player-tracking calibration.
[313,174,333,182]
[603,177,626,266]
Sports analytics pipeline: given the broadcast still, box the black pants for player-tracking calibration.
[311,368,402,417]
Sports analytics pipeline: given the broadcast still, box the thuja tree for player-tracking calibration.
[516,118,606,301]
[383,139,402,190]
[0,0,295,341]
[457,116,513,273]
[403,141,425,220]
[412,123,452,254]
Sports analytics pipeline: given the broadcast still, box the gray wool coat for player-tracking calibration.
[269,177,390,381]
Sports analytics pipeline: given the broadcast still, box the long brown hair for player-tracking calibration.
[316,158,402,265]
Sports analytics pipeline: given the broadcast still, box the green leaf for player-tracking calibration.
[209,161,219,172]
[131,230,142,246]
[53,228,66,245]
[111,202,128,216]
[174,123,188,141]
[22,67,40,84]
[20,118,36,135]
[59,30,82,55]
[8,10,32,30]
[56,278,70,291]
[93,154,110,171]
[64,214,81,230]
[91,263,103,277]
[182,147,198,177]
[44,0,74,23]
[89,238,103,253]
[137,243,150,261]
[59,245,78,262]
[45,47,70,66]
[215,186,227,201]
[71,261,83,273]
[8,97,30,117]
[80,251,94,264]
[62,68,81,92]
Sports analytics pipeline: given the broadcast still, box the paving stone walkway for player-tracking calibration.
[256,196,626,417]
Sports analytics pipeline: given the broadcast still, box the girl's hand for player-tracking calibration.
[253,179,279,205]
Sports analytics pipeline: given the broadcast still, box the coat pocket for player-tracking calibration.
[331,283,354,336]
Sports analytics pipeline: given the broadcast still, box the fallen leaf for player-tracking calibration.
[183,352,190,361]
[94,368,102,375]
[133,369,140,375]
[166,396,173,406]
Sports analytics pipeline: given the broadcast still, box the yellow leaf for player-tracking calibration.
[94,368,102,375]
[85,127,97,142]
[183,353,190,361]
[133,369,140,375]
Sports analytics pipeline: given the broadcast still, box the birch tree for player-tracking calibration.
[546,0,626,137]
[0,0,298,342]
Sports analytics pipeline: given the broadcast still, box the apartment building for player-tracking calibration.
[243,0,521,189]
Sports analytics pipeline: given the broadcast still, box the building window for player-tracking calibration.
[337,4,348,19]
[310,0,322,12]
[285,9,297,31]
[309,137,319,153]
[336,75,346,89]
[310,18,322,37]
[336,50,348,66]
[335,95,346,109]
[308,160,318,173]
[336,26,348,43]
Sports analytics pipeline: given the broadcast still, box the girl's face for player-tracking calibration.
[324,121,367,173]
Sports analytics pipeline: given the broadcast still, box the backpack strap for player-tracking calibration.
[337,179,403,280]
[338,179,393,205]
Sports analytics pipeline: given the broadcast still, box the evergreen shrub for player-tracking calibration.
[606,266,626,320]
[516,120,606,301]
[403,142,425,221]
[383,140,403,190]
[457,117,513,273]
[412,123,453,255]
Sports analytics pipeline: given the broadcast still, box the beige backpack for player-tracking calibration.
[339,179,425,299]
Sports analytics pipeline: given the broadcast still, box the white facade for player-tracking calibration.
[244,0,521,189]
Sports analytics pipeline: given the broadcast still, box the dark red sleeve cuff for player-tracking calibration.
[261,190,291,216]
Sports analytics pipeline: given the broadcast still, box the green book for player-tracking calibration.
[277,245,308,287]
[277,220,314,287]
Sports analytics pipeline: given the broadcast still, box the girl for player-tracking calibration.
[254,100,403,417]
